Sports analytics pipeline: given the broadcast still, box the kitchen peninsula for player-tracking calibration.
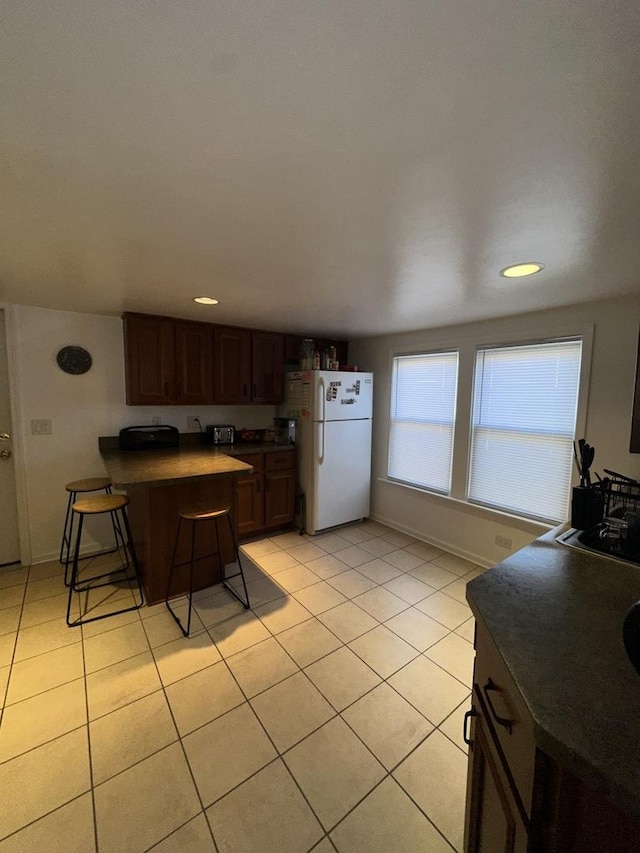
[464,531,640,851]
[100,439,253,604]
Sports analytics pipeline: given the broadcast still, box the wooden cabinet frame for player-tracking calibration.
[233,450,296,537]
[123,313,213,406]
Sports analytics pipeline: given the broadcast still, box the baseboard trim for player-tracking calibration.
[369,512,494,569]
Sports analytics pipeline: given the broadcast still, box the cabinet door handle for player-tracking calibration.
[463,708,476,746]
[483,678,513,734]
[252,383,257,398]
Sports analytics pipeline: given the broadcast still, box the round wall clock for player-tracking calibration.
[56,345,93,375]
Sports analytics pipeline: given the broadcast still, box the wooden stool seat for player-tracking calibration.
[165,503,250,637]
[66,491,143,627]
[73,494,129,515]
[178,505,230,522]
[60,476,115,584]
[65,477,112,494]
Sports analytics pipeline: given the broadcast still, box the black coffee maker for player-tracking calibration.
[273,418,296,445]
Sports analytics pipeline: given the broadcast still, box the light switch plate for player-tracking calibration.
[31,419,52,435]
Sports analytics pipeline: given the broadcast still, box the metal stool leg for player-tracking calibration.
[60,490,76,585]
[66,512,84,626]
[66,500,144,628]
[222,512,250,609]
[119,506,144,609]
[61,483,119,585]
[165,517,194,638]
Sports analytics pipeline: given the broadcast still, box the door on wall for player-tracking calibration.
[0,309,20,566]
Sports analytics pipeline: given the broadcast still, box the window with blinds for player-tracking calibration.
[468,338,582,522]
[388,351,459,494]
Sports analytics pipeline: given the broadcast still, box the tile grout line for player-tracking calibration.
[80,619,101,853]
[205,571,467,847]
[199,629,334,848]
[137,607,221,853]
[1,527,480,849]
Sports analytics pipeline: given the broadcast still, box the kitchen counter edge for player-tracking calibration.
[466,531,640,820]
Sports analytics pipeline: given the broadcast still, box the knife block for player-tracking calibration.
[571,486,604,530]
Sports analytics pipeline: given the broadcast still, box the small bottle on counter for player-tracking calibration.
[313,350,320,370]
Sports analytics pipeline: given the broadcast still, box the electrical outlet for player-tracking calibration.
[151,416,161,426]
[186,416,201,432]
[31,419,52,435]
[495,535,512,549]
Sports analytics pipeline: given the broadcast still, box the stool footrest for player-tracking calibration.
[72,569,139,594]
[66,500,144,628]
[67,595,143,628]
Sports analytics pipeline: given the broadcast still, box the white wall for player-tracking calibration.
[350,295,640,567]
[9,305,277,563]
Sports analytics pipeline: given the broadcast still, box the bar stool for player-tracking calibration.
[60,477,116,586]
[66,493,144,627]
[165,504,250,637]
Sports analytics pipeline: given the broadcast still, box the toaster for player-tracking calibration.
[205,424,235,445]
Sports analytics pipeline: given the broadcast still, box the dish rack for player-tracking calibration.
[602,476,640,519]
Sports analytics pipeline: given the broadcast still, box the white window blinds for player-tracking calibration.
[468,339,582,522]
[388,351,459,494]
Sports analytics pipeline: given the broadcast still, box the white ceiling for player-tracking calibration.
[2,1,640,339]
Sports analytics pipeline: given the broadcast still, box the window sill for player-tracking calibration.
[377,477,553,535]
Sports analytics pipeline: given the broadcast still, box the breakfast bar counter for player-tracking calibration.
[100,443,254,604]
[101,445,253,489]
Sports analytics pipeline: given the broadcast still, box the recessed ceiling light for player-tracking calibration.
[193,296,219,305]
[499,262,545,278]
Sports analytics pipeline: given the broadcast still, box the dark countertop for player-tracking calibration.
[101,446,253,489]
[466,531,640,818]
[99,439,296,489]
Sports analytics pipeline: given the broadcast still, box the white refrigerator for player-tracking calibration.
[286,371,374,535]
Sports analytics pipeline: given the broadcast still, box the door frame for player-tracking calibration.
[1,304,32,567]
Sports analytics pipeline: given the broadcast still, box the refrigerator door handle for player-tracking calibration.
[318,377,326,424]
[316,421,325,464]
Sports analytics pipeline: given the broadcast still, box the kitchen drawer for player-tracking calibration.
[474,627,537,819]
[265,450,296,471]
[231,452,264,472]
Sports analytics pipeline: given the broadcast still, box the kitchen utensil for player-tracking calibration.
[573,440,582,479]
[583,444,595,487]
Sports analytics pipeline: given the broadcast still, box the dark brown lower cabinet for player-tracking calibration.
[233,449,296,538]
[464,693,528,853]
[465,623,640,852]
[126,476,235,605]
[235,468,265,537]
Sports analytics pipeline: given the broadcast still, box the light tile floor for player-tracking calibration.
[0,520,485,852]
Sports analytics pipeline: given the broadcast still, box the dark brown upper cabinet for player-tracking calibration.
[123,312,347,407]
[123,313,213,406]
[213,327,284,405]
[251,331,284,404]
[174,321,214,406]
[213,326,251,404]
